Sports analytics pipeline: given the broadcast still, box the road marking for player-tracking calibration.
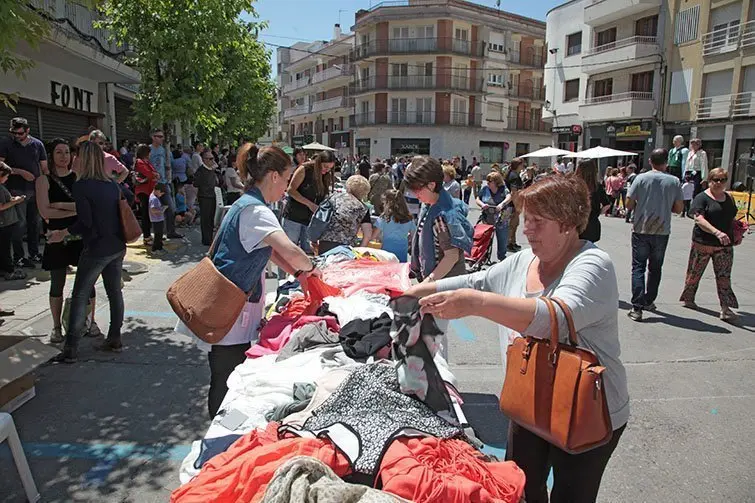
[450,319,476,342]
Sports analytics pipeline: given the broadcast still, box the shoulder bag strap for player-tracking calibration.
[539,296,560,352]
[550,297,578,346]
[48,172,74,200]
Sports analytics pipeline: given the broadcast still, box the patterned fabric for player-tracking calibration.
[680,242,738,309]
[319,192,369,245]
[282,364,463,476]
[261,456,405,503]
[389,296,457,425]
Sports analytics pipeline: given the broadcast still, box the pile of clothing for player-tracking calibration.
[175,248,525,503]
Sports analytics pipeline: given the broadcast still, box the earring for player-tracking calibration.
[565,231,569,235]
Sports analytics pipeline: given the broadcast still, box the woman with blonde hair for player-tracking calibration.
[49,141,127,363]
[316,175,373,254]
[441,164,461,199]
[680,167,739,320]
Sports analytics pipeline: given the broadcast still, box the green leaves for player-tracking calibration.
[100,0,274,140]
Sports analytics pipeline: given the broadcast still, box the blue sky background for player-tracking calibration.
[246,0,558,76]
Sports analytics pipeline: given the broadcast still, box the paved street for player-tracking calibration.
[1,212,754,502]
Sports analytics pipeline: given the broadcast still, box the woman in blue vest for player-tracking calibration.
[405,156,473,361]
[204,143,322,418]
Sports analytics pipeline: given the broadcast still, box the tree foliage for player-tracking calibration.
[100,0,274,140]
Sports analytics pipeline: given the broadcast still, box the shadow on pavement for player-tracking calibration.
[461,392,510,451]
[0,317,208,502]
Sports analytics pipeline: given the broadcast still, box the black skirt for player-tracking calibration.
[42,239,84,271]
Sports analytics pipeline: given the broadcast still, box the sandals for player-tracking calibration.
[720,308,738,322]
[50,327,65,343]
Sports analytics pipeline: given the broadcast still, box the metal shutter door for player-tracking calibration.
[0,103,40,136]
[115,97,151,144]
[40,109,90,143]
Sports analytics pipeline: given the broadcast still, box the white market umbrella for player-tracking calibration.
[519,147,574,158]
[563,146,638,159]
[302,141,336,152]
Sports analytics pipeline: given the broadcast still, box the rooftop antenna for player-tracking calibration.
[338,9,348,25]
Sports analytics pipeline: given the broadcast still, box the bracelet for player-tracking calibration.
[294,263,315,278]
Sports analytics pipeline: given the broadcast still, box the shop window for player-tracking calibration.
[564,79,580,102]
[479,141,506,163]
[515,143,529,157]
[566,32,582,56]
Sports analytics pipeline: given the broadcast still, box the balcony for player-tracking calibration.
[311,96,348,114]
[508,50,544,68]
[702,21,755,57]
[349,75,484,94]
[584,0,661,26]
[311,64,352,85]
[350,111,482,127]
[695,92,755,121]
[579,91,655,121]
[498,114,548,132]
[283,103,312,120]
[582,36,660,74]
[282,77,311,95]
[508,85,546,101]
[352,37,486,60]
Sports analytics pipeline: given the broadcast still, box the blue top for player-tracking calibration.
[149,145,168,183]
[172,154,188,182]
[0,135,47,194]
[68,179,126,257]
[477,184,509,206]
[176,193,187,213]
[375,217,416,262]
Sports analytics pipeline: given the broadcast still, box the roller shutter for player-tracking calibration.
[115,97,151,144]
[0,102,41,136]
[39,109,91,143]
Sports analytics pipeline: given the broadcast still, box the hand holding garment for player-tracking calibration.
[261,456,406,503]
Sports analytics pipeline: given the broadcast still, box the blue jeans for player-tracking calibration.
[631,233,669,310]
[64,249,125,352]
[282,219,313,255]
[495,221,510,261]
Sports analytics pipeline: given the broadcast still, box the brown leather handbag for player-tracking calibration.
[117,189,142,244]
[499,296,613,454]
[166,236,248,344]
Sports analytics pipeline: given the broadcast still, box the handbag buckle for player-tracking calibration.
[548,350,558,366]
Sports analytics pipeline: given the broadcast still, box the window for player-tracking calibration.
[360,101,369,116]
[595,27,617,49]
[391,98,407,123]
[593,78,613,99]
[424,63,433,76]
[631,71,654,93]
[670,69,692,104]
[486,102,506,122]
[452,97,467,124]
[455,28,468,41]
[566,32,582,56]
[393,26,409,39]
[635,15,658,37]
[710,20,740,51]
[479,141,505,163]
[564,79,580,101]
[488,73,504,86]
[391,63,408,76]
[417,25,434,38]
[675,6,700,45]
[488,42,504,52]
[416,97,432,124]
[361,67,370,81]
[515,143,529,157]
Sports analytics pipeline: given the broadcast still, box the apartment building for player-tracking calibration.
[664,0,755,185]
[350,0,549,161]
[0,1,145,145]
[277,26,354,157]
[544,0,664,168]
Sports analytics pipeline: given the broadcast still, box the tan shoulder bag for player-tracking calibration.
[499,296,613,454]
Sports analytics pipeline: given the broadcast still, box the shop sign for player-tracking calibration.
[50,81,93,112]
[356,138,371,148]
[551,125,583,135]
[391,138,430,154]
[606,125,616,137]
[616,124,652,137]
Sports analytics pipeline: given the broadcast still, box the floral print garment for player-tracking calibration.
[319,192,370,245]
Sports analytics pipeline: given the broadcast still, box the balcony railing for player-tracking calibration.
[504,114,548,132]
[283,104,311,119]
[583,91,654,105]
[311,64,352,85]
[696,92,755,120]
[282,77,311,95]
[583,35,658,56]
[350,75,484,93]
[508,49,544,68]
[508,85,546,100]
[350,111,482,127]
[311,96,348,114]
[352,37,486,59]
[703,20,755,56]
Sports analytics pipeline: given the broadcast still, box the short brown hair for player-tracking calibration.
[707,167,728,182]
[486,172,505,187]
[404,156,444,193]
[136,144,151,160]
[509,157,524,171]
[516,174,590,233]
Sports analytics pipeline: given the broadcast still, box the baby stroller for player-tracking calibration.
[465,222,496,272]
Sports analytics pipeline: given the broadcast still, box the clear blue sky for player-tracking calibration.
[246,0,559,76]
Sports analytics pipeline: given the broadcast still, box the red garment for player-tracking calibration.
[246,315,339,358]
[134,158,159,196]
[280,277,341,318]
[379,437,526,503]
[322,260,411,297]
[171,422,350,503]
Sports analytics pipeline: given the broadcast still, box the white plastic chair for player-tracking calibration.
[213,187,232,229]
[0,412,40,502]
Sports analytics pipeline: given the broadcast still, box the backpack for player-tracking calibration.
[308,196,335,241]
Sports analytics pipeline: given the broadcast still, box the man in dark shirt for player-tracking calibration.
[0,117,48,266]
[505,158,524,252]
[358,155,371,179]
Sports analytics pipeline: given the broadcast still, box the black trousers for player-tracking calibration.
[507,422,626,503]
[207,343,250,418]
[0,224,15,273]
[198,196,216,246]
[152,221,164,251]
[137,193,152,239]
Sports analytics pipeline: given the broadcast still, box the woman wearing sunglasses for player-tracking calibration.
[679,168,739,321]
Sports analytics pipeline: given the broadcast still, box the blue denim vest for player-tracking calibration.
[212,187,273,302]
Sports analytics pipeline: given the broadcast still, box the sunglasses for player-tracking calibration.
[711,178,727,183]
[9,130,26,136]
[153,135,164,139]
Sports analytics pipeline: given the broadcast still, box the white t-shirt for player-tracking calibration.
[224,167,244,193]
[681,182,695,201]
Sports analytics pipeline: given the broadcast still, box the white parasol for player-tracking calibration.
[563,146,638,158]
[302,142,336,152]
[518,147,575,158]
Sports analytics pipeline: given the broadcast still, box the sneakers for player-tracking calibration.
[50,327,65,343]
[15,257,35,269]
[628,308,643,321]
[98,338,123,353]
[5,269,27,280]
[720,308,737,322]
[644,302,657,312]
[51,349,77,364]
[30,253,43,263]
[681,300,698,309]
[86,320,103,338]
